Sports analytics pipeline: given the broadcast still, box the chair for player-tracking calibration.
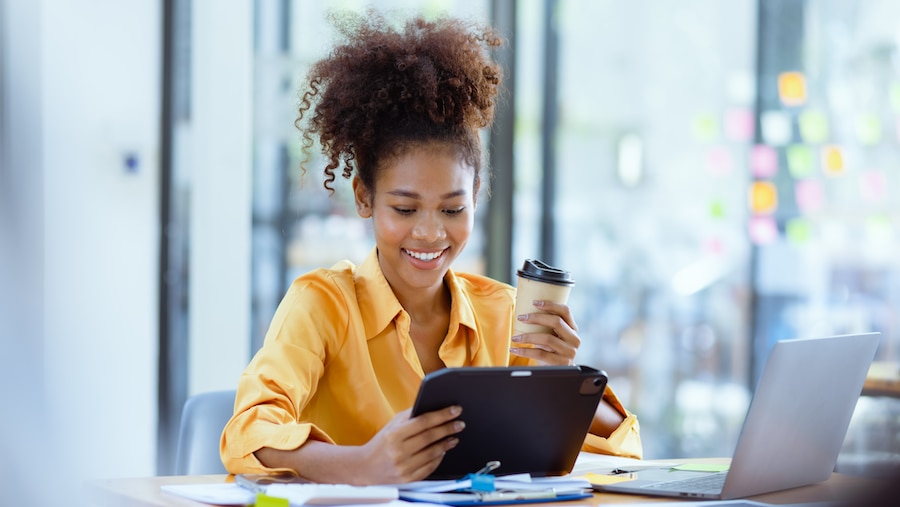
[174,389,236,475]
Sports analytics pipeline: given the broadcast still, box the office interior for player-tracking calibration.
[2,0,899,497]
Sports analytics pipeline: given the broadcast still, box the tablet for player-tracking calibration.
[411,365,608,480]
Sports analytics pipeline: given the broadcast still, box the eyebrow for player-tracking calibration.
[386,189,469,199]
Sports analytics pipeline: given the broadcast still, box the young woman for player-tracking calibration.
[221,11,641,485]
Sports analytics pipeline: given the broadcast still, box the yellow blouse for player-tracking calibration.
[221,249,642,473]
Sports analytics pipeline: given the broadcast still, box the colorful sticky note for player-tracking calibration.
[727,71,756,104]
[890,82,900,112]
[761,111,792,146]
[706,146,733,175]
[821,145,845,177]
[785,218,813,244]
[866,214,893,242]
[724,108,755,141]
[857,114,882,145]
[750,181,778,215]
[256,492,290,507]
[710,198,726,219]
[580,473,633,486]
[786,145,814,178]
[795,179,825,214]
[798,109,829,143]
[693,113,720,142]
[750,144,778,178]
[859,170,887,203]
[778,71,807,106]
[749,216,778,244]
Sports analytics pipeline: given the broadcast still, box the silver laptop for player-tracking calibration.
[595,332,880,500]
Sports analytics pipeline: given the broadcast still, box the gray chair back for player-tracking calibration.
[174,389,236,475]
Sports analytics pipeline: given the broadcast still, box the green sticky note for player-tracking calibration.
[256,492,290,507]
[786,218,813,244]
[672,463,730,473]
[890,82,900,112]
[856,114,881,145]
[798,110,829,143]
[786,145,814,178]
[692,113,720,142]
[710,199,726,219]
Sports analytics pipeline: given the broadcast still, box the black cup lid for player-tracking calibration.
[517,259,574,286]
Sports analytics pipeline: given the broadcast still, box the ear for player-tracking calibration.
[352,176,373,218]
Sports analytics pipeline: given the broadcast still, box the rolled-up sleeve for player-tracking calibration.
[582,386,643,459]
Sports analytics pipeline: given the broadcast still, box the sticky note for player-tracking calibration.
[724,108,755,141]
[786,218,813,244]
[727,71,756,104]
[778,71,807,106]
[750,144,778,178]
[856,114,881,145]
[866,215,893,242]
[821,145,845,177]
[710,199,726,220]
[890,82,900,112]
[859,170,887,203]
[672,463,730,473]
[580,473,634,485]
[749,216,778,244]
[761,111,792,146]
[795,179,825,214]
[749,181,778,215]
[706,146,733,175]
[798,109,829,143]
[786,145,814,178]
[256,492,290,507]
[693,113,720,142]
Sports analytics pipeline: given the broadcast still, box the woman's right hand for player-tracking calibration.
[356,405,464,484]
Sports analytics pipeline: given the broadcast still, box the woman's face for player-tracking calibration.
[354,144,477,298]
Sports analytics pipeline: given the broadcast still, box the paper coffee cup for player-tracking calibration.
[514,259,574,334]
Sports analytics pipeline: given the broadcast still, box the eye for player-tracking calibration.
[444,207,466,216]
[392,207,415,215]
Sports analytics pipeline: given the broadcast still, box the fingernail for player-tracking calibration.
[450,405,462,416]
[517,314,528,321]
[455,421,466,431]
[533,300,544,307]
[447,438,459,449]
[510,347,520,354]
[511,335,522,342]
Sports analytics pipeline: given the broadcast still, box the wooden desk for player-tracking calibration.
[85,469,885,507]
[862,361,900,398]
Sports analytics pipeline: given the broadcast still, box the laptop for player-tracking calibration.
[595,332,881,500]
[411,365,608,479]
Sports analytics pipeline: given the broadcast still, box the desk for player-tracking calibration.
[862,361,900,398]
[85,467,885,507]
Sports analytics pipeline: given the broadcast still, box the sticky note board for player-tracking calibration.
[750,144,778,178]
[821,145,845,177]
[786,145,814,178]
[778,71,807,106]
[761,111,792,146]
[798,109,829,143]
[749,181,778,215]
[749,216,778,244]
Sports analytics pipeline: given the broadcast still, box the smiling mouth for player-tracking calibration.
[403,248,447,261]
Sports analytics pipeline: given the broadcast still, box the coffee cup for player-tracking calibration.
[514,259,575,334]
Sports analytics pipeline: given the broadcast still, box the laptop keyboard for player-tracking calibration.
[642,472,726,494]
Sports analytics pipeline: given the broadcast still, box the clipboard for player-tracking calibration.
[411,365,608,480]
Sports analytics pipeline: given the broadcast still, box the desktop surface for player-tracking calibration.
[84,461,886,507]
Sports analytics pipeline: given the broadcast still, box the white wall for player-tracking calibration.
[2,0,162,493]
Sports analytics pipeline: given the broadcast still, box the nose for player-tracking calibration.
[411,212,447,242]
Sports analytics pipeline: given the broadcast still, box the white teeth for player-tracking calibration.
[405,249,443,261]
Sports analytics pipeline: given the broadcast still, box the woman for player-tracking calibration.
[221,11,641,485]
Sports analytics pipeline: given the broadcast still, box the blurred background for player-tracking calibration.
[2,0,900,498]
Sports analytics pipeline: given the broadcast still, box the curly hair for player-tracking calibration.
[295,10,503,194]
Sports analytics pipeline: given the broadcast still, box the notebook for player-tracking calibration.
[411,365,608,480]
[594,332,881,500]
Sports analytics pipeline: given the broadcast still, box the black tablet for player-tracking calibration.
[410,365,608,480]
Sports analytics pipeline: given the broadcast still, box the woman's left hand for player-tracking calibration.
[510,300,581,365]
